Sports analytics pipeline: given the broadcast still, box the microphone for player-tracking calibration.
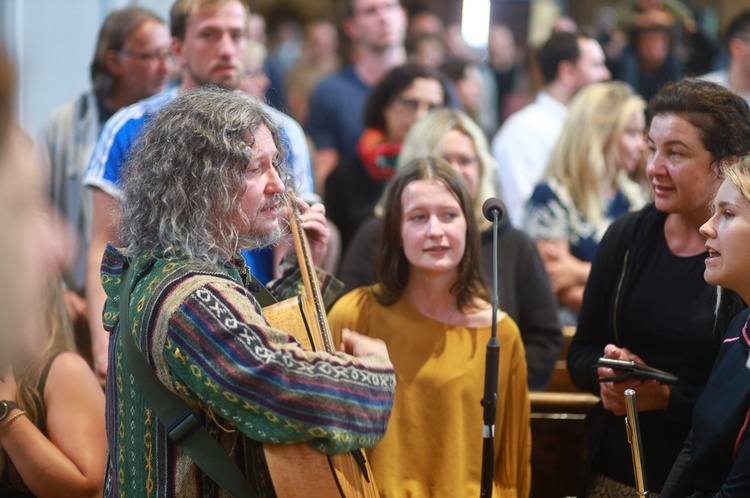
[479,196,503,497]
[482,197,505,222]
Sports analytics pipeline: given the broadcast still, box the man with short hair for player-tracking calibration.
[83,0,314,377]
[702,9,750,107]
[38,6,171,329]
[491,31,611,227]
[306,0,408,194]
[104,86,395,497]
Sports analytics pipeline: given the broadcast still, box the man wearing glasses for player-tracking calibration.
[81,0,315,379]
[38,6,172,354]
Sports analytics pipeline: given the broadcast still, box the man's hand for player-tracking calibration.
[295,200,330,267]
[339,328,390,360]
[62,290,88,325]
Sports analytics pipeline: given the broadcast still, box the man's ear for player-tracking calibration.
[728,37,746,62]
[557,59,575,87]
[104,50,123,77]
[171,37,183,67]
[342,18,357,41]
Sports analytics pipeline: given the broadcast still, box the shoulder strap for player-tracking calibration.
[119,262,258,498]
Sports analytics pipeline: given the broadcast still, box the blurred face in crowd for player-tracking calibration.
[307,21,338,59]
[700,179,750,301]
[239,62,269,98]
[383,77,444,143]
[487,24,516,70]
[441,129,480,198]
[636,29,671,73]
[646,114,720,218]
[401,179,467,277]
[570,37,611,92]
[115,18,173,101]
[0,128,67,366]
[347,0,407,52]
[173,0,248,90]
[455,64,482,117]
[613,110,646,175]
[239,42,270,98]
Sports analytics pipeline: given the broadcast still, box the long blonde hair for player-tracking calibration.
[545,81,645,225]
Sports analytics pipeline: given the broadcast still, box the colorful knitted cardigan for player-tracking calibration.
[100,244,395,497]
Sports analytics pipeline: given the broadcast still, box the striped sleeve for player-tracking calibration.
[159,275,395,455]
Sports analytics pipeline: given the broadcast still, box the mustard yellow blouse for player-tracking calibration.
[328,286,532,498]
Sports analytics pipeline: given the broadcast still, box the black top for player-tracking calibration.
[325,155,388,255]
[567,204,742,492]
[338,214,562,390]
[0,352,61,496]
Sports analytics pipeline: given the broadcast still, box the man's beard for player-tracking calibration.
[238,225,283,251]
[186,64,240,90]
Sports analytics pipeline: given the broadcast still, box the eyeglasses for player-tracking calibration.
[244,68,266,78]
[443,154,480,168]
[393,96,443,115]
[119,49,172,63]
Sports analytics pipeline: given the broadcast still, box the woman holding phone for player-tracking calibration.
[567,79,750,496]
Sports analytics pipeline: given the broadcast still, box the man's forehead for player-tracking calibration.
[186,1,248,30]
[352,0,399,15]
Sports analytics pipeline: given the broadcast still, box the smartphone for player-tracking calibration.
[597,357,678,385]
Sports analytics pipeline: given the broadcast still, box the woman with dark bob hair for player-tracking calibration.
[329,157,531,497]
[324,63,453,254]
[567,78,750,496]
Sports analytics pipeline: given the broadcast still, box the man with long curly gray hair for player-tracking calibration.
[101,86,395,497]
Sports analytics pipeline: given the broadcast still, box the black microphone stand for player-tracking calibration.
[480,203,501,497]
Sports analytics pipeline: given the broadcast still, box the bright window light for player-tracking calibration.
[461,0,490,48]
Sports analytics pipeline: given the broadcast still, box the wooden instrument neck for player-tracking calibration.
[287,197,334,353]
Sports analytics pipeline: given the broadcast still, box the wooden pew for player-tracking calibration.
[529,326,599,498]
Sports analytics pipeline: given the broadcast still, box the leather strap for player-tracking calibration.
[119,261,258,498]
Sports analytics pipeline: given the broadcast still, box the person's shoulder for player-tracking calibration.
[496,311,523,344]
[312,66,363,94]
[492,99,549,144]
[45,351,99,391]
[40,92,94,133]
[601,203,658,248]
[700,69,727,86]
[262,103,304,134]
[330,286,376,314]
[530,179,558,199]
[105,88,176,134]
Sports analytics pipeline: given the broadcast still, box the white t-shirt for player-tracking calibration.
[491,91,567,227]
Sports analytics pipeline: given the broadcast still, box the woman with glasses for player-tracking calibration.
[324,63,452,255]
[338,108,562,391]
[523,81,648,323]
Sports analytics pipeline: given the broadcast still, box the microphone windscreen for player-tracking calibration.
[481,197,505,222]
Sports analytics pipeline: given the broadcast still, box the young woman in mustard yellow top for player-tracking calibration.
[329,157,531,497]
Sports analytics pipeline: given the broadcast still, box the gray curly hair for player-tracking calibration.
[119,86,290,263]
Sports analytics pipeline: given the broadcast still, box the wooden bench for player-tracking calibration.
[529,326,598,498]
